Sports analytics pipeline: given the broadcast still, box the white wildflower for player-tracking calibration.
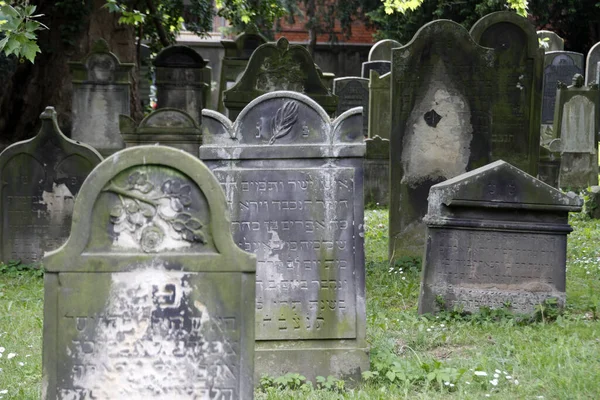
[474,371,488,376]
[444,381,450,386]
[493,373,499,378]
[18,362,24,366]
[490,379,498,386]
[506,375,512,379]
[7,353,16,359]
[495,369,501,373]
[0,347,4,353]
[514,379,519,385]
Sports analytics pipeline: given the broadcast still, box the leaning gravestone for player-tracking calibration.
[70,39,133,156]
[333,77,369,136]
[585,41,600,85]
[419,160,582,314]
[218,30,268,114]
[369,39,403,61]
[470,11,544,176]
[154,45,210,124]
[0,107,102,265]
[120,108,202,156]
[42,146,256,399]
[537,30,565,52]
[223,37,338,120]
[553,74,600,189]
[200,91,368,382]
[541,51,584,126]
[389,20,495,261]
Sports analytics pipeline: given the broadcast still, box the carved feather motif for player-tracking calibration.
[269,100,299,144]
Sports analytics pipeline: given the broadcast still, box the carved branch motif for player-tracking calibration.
[269,101,299,145]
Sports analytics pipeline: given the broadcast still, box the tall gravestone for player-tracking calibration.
[553,74,600,189]
[537,30,565,52]
[218,30,268,114]
[541,51,584,137]
[585,41,600,85]
[154,45,210,124]
[0,107,102,265]
[223,37,338,120]
[419,160,582,314]
[369,39,403,61]
[120,108,202,155]
[200,91,368,382]
[389,20,495,260]
[42,146,256,399]
[333,77,369,136]
[361,61,392,79]
[470,11,544,176]
[70,39,133,157]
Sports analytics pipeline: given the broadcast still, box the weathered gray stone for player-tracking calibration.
[320,72,336,92]
[364,136,389,207]
[333,77,369,136]
[368,39,402,61]
[553,75,600,189]
[585,41,600,85]
[120,108,202,155]
[368,71,391,140]
[218,30,268,114]
[154,45,210,124]
[538,143,562,188]
[419,160,582,315]
[223,37,338,120]
[470,11,544,176]
[200,91,368,383]
[542,51,584,125]
[0,107,102,265]
[69,39,133,157]
[537,30,565,52]
[361,61,391,78]
[389,20,495,260]
[42,145,256,399]
[585,186,600,218]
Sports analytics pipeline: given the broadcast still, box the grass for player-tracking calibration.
[2,209,600,399]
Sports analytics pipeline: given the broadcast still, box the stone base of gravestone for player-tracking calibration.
[364,136,389,207]
[538,146,561,188]
[560,152,599,190]
[585,186,600,219]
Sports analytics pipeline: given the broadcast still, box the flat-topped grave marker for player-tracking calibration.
[333,77,369,136]
[42,146,256,399]
[419,160,582,314]
[0,107,102,265]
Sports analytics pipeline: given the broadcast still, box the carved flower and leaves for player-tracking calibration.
[268,100,299,144]
[104,172,206,252]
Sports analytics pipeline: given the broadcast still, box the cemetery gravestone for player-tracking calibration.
[333,77,369,136]
[553,74,600,189]
[368,39,403,61]
[537,30,565,52]
[419,160,582,314]
[223,37,338,120]
[0,107,102,265]
[120,108,202,156]
[154,45,210,125]
[42,146,256,399]
[470,11,544,176]
[389,20,495,261]
[200,91,368,382]
[541,51,584,125]
[585,41,600,85]
[70,39,133,157]
[361,61,391,79]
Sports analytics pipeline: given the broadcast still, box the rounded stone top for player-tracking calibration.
[154,45,207,68]
[368,39,402,61]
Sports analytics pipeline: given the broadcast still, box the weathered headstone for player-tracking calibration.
[218,30,268,114]
[200,91,368,382]
[320,72,336,92]
[361,61,391,79]
[368,71,391,140]
[333,77,369,136]
[585,41,600,85]
[42,145,256,399]
[368,39,402,61]
[542,51,584,125]
[538,142,562,188]
[389,20,495,260]
[553,74,600,189]
[223,37,338,120]
[70,39,133,156]
[470,11,544,175]
[0,107,102,265]
[419,160,582,315]
[537,30,565,52]
[120,108,202,155]
[154,45,210,124]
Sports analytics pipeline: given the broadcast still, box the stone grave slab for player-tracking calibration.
[223,37,338,120]
[120,108,202,156]
[537,30,565,52]
[419,160,582,314]
[364,136,389,207]
[69,39,133,156]
[368,70,391,140]
[333,77,369,136]
[542,51,584,125]
[200,91,368,382]
[389,20,495,261]
[585,41,600,85]
[42,146,256,399]
[361,61,391,79]
[368,39,402,61]
[0,107,102,265]
[470,11,544,176]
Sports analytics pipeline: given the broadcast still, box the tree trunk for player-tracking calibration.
[0,0,139,150]
[305,0,318,57]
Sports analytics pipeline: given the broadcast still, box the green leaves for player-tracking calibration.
[0,2,47,63]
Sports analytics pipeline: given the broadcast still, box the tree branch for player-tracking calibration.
[144,0,170,47]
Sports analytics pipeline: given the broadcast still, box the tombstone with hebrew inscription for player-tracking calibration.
[200,91,368,382]
[419,160,582,315]
[42,146,256,399]
[0,107,102,265]
[389,20,495,261]
[333,77,369,136]
[542,51,584,128]
[470,11,544,175]
[70,39,133,156]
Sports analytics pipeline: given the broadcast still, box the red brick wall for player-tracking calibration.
[275,13,377,44]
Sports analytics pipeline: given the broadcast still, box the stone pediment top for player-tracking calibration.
[427,160,583,215]
[69,39,134,83]
[154,45,207,68]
